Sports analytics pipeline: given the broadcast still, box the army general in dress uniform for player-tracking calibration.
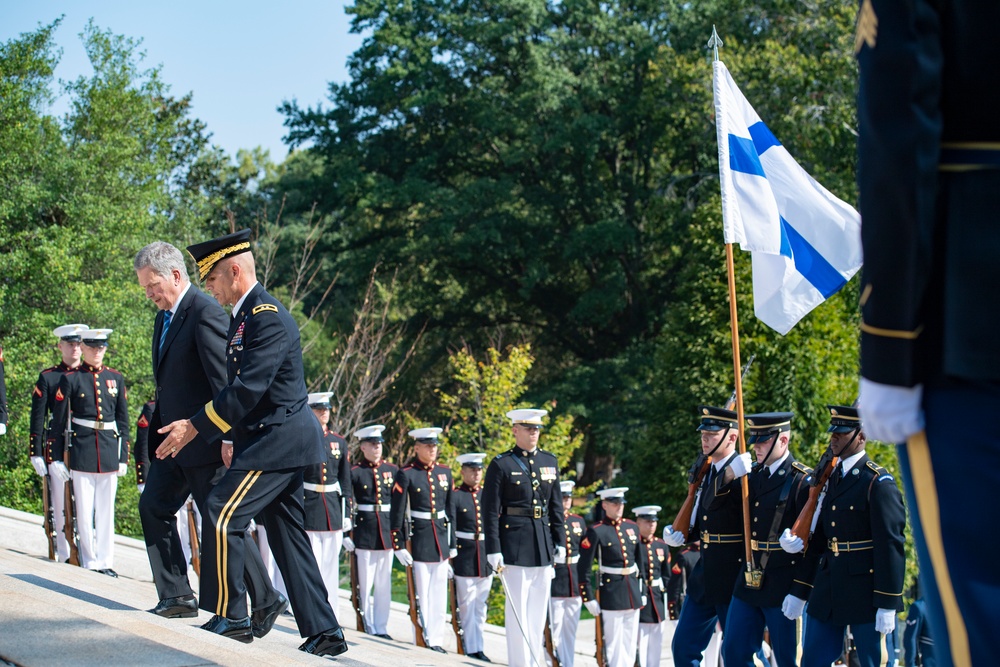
[781,406,906,667]
[156,229,346,657]
[633,505,671,667]
[346,424,397,638]
[722,413,812,667]
[549,480,586,667]
[662,405,752,667]
[451,452,493,661]
[390,426,456,653]
[50,328,130,577]
[482,408,565,667]
[28,323,86,562]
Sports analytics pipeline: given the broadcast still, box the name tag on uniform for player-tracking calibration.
[540,466,557,481]
[511,471,523,476]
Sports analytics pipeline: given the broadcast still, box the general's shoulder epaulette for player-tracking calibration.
[792,461,813,476]
[252,303,279,315]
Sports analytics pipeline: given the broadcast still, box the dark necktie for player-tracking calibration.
[159,309,173,350]
[830,465,843,491]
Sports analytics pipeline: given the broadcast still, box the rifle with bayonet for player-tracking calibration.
[448,572,465,655]
[186,497,201,577]
[349,548,365,631]
[41,467,57,561]
[544,614,560,667]
[63,409,80,566]
[670,354,755,540]
[405,527,429,647]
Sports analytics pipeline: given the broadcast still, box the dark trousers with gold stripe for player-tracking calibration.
[140,457,276,609]
[202,466,340,638]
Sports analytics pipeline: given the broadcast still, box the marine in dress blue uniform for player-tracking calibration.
[722,413,811,667]
[390,426,455,653]
[549,480,586,667]
[451,452,493,661]
[634,505,671,667]
[50,328,130,576]
[157,229,345,657]
[28,324,86,562]
[482,408,565,667]
[663,405,751,667]
[781,406,906,667]
[346,424,396,638]
[303,392,354,616]
[577,487,646,667]
[855,3,997,665]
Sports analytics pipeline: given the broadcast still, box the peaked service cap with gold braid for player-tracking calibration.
[827,405,861,434]
[187,228,253,280]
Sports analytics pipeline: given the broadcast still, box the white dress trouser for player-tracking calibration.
[256,524,288,597]
[637,620,665,666]
[502,564,553,667]
[307,529,343,617]
[602,608,640,667]
[455,574,494,653]
[48,462,70,561]
[412,559,449,647]
[72,471,117,570]
[356,549,393,635]
[548,596,582,667]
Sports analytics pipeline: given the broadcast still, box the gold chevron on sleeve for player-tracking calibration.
[854,0,878,54]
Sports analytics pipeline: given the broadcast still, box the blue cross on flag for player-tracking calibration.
[713,60,862,334]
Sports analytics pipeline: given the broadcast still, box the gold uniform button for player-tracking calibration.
[831,505,837,511]
[830,521,836,527]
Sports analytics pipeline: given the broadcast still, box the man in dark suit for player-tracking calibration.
[134,241,285,633]
[156,229,346,657]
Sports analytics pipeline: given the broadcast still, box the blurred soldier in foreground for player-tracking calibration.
[452,452,493,661]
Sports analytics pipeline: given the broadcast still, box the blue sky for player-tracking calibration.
[1,1,363,162]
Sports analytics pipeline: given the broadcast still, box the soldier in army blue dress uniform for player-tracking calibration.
[157,229,346,657]
[303,391,354,616]
[549,480,586,667]
[633,505,671,667]
[482,408,565,667]
[662,405,752,667]
[451,452,492,661]
[390,426,456,653]
[780,406,906,667]
[577,487,646,667]
[28,323,86,562]
[346,424,396,638]
[722,412,812,667]
[50,328,130,577]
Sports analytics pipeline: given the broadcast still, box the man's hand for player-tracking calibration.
[730,451,753,478]
[155,419,199,459]
[585,600,601,617]
[30,456,47,477]
[343,536,355,552]
[221,440,234,468]
[876,608,897,635]
[779,528,804,554]
[859,378,924,443]
[555,546,567,562]
[342,518,353,532]
[51,461,71,484]
[137,483,145,494]
[0,423,7,436]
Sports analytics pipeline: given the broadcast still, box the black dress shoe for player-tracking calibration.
[473,652,492,662]
[429,646,447,653]
[375,633,393,640]
[97,568,118,578]
[299,627,348,657]
[201,615,253,643]
[150,595,198,618]
[251,592,288,638]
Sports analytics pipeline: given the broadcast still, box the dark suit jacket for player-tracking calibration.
[151,285,228,467]
[190,282,325,471]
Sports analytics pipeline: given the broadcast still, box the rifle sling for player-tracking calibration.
[757,470,797,573]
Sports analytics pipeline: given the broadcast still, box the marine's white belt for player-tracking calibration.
[554,554,581,564]
[455,531,484,541]
[304,482,341,494]
[357,503,390,512]
[72,417,119,432]
[410,510,447,520]
[599,564,638,576]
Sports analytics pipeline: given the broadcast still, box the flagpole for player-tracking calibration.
[709,25,755,576]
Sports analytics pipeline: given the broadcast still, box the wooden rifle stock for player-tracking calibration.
[594,586,607,667]
[544,615,560,667]
[42,473,56,561]
[186,498,201,577]
[349,549,365,632]
[449,574,465,655]
[63,420,80,567]
[791,452,839,550]
[670,456,711,540]
[405,537,428,647]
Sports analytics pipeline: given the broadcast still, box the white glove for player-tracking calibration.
[342,536,355,552]
[51,461,71,484]
[662,525,686,547]
[30,456,47,477]
[447,562,455,579]
[641,595,648,607]
[859,378,924,443]
[487,552,505,573]
[585,600,601,617]
[779,528,804,554]
[137,483,145,494]
[730,451,753,478]
[875,608,896,635]
[342,518,352,532]
[394,548,413,567]
[449,548,458,559]
[781,594,806,620]
[117,463,128,477]
[0,423,6,436]
[555,546,566,561]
